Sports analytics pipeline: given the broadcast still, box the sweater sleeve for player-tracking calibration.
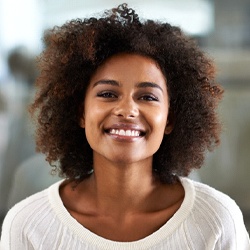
[217,201,250,250]
[0,189,50,250]
[192,180,250,250]
[201,188,250,250]
[0,204,26,250]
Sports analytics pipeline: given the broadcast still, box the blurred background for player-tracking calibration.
[0,0,249,232]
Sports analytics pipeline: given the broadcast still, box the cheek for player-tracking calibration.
[84,102,109,134]
[84,101,100,122]
[152,110,168,132]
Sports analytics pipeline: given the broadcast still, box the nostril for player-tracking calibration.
[116,111,138,119]
[113,103,139,118]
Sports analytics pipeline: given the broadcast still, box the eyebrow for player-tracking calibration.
[136,82,163,92]
[93,79,163,92]
[93,80,119,87]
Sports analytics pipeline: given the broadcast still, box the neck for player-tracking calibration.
[60,154,184,227]
[82,155,160,215]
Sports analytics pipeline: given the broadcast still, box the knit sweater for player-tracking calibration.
[1,178,249,250]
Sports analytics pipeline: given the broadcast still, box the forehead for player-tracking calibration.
[91,53,167,85]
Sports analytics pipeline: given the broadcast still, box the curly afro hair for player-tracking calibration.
[30,3,223,184]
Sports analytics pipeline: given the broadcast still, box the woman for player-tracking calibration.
[1,4,249,249]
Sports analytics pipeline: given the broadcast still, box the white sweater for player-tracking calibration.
[1,178,249,250]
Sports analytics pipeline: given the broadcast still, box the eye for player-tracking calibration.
[139,94,159,102]
[97,91,117,98]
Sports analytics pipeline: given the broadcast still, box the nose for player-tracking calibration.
[113,96,139,118]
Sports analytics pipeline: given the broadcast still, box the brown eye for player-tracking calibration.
[139,95,159,101]
[97,91,117,98]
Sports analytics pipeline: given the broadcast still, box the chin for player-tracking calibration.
[106,153,152,166]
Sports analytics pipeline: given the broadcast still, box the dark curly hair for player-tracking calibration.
[30,3,223,184]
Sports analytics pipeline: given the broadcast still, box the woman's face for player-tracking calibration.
[81,53,173,165]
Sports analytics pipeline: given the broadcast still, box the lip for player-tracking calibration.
[104,123,146,141]
[106,123,144,130]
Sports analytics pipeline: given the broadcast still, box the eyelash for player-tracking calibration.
[97,91,117,98]
[97,91,159,102]
[139,95,159,102]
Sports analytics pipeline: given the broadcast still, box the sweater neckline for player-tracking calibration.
[48,177,195,249]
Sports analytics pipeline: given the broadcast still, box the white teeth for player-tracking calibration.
[125,130,131,136]
[120,130,126,135]
[109,129,141,137]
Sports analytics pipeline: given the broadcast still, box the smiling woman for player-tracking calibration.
[1,3,249,250]
[81,53,171,166]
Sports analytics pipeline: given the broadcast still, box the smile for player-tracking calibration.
[107,129,143,137]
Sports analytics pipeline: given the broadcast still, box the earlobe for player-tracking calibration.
[79,103,85,128]
[80,116,85,128]
[164,122,174,135]
[164,111,175,135]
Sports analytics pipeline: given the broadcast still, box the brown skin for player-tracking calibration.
[60,54,184,241]
[82,53,172,165]
[60,174,184,241]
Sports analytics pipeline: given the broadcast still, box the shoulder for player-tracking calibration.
[183,177,243,223]
[181,178,250,249]
[4,188,49,224]
[189,178,242,217]
[2,187,50,233]
[1,181,63,248]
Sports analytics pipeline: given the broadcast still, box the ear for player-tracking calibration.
[79,103,85,128]
[165,111,175,135]
[79,115,85,128]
